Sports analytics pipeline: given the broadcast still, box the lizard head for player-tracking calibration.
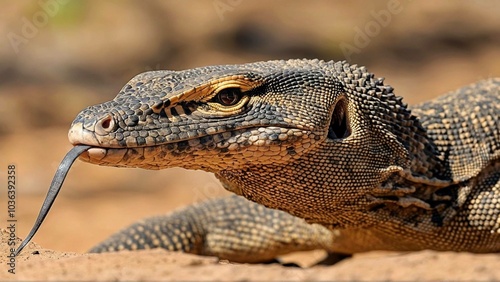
[68,60,349,171]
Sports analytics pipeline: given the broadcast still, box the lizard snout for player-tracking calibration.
[68,114,115,146]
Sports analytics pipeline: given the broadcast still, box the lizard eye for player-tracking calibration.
[215,88,242,106]
[202,86,250,116]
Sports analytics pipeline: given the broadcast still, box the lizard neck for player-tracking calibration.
[214,131,402,227]
[215,121,456,229]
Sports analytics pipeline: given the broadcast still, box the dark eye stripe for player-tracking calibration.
[182,104,192,115]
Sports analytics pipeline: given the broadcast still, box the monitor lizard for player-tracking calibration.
[17,60,500,262]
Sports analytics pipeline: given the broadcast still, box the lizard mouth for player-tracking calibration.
[70,126,317,170]
[68,114,319,168]
[80,147,111,162]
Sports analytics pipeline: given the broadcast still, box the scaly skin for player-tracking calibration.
[68,60,499,260]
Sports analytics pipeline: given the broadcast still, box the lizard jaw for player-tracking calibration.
[68,116,322,170]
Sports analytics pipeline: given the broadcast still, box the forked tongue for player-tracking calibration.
[15,145,91,256]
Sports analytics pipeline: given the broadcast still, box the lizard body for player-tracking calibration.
[67,60,499,260]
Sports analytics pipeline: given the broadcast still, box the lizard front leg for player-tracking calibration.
[89,195,339,264]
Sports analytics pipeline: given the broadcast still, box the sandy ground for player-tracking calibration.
[1,228,499,281]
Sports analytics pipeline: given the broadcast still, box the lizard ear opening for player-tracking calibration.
[328,98,351,140]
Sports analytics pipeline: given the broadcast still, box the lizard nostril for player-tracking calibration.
[95,115,115,135]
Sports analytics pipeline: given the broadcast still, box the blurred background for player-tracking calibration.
[0,1,499,253]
